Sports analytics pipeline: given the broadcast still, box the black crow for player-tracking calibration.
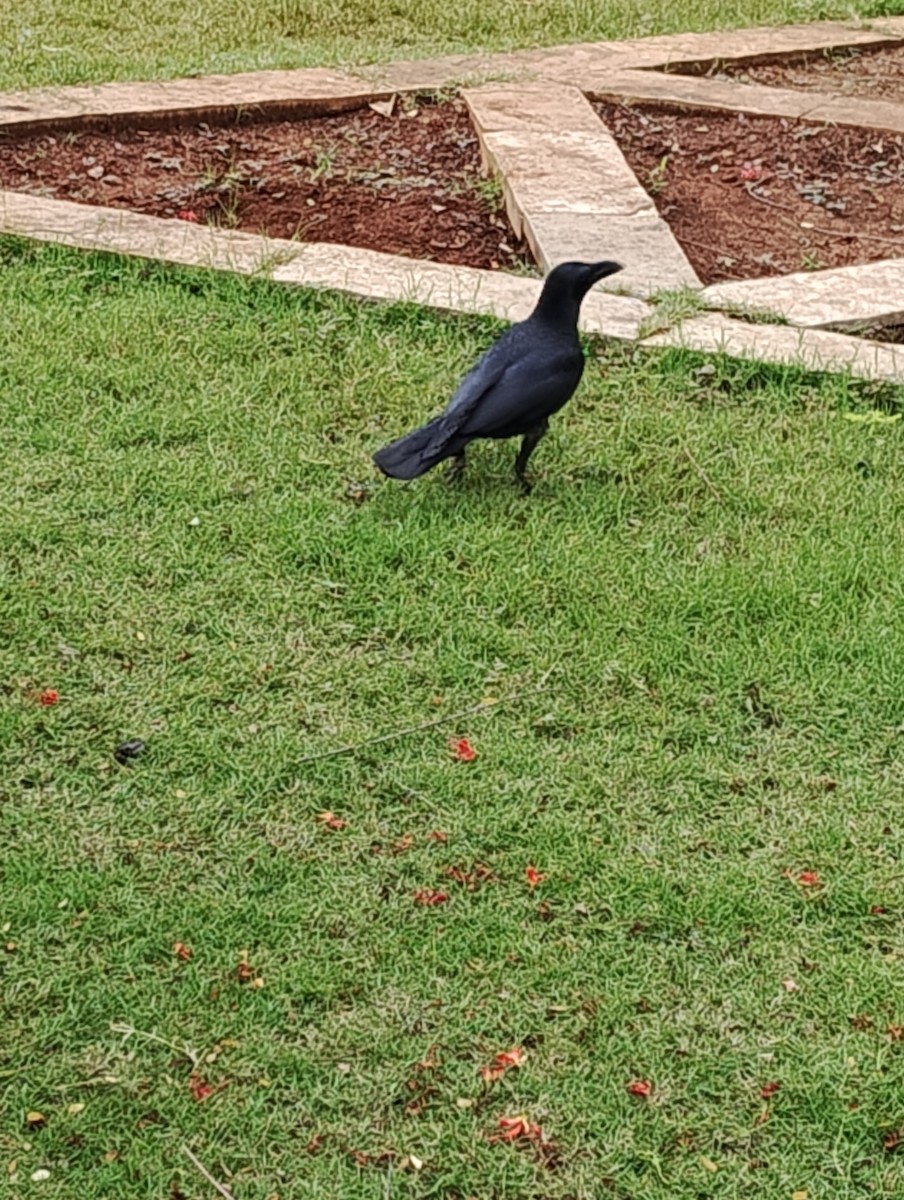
[372,259,623,489]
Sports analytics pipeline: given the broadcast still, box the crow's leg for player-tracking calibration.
[445,450,467,483]
[514,419,549,491]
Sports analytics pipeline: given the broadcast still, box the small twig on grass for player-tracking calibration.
[182,1145,236,1200]
[110,1022,202,1069]
[296,671,556,766]
[682,446,723,503]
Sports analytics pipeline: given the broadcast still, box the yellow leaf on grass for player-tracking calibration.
[66,1103,85,1116]
[843,411,901,425]
[700,1156,718,1172]
[792,1191,808,1200]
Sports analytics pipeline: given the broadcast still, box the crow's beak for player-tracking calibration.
[590,260,624,284]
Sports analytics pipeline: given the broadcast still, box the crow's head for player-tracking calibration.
[548,260,624,300]
[534,260,624,325]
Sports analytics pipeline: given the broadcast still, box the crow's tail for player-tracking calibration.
[372,418,459,480]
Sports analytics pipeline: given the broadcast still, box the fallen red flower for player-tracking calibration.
[413,888,449,906]
[38,689,60,706]
[626,1079,652,1097]
[760,1080,780,1099]
[189,1073,215,1103]
[428,831,448,843]
[177,209,200,222]
[172,941,192,961]
[525,864,547,889]
[449,737,477,762]
[495,1114,543,1142]
[444,862,494,890]
[480,1046,525,1082]
[316,811,347,830]
[784,868,821,887]
[496,1047,524,1069]
[870,905,887,915]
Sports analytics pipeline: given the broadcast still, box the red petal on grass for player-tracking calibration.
[177,209,199,222]
[449,737,476,762]
[496,1047,524,1069]
[480,1046,524,1082]
[525,865,547,889]
[38,689,60,706]
[189,1073,214,1102]
[428,831,448,843]
[496,1114,543,1142]
[316,811,347,830]
[172,941,192,961]
[627,1079,652,1097]
[784,868,821,887]
[760,1081,780,1099]
[413,889,448,906]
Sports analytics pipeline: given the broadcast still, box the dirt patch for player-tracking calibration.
[593,99,904,285]
[0,98,528,271]
[702,41,904,105]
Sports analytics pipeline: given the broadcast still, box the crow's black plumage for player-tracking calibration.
[372,259,623,488]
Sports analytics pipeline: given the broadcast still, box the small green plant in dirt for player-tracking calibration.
[801,250,828,271]
[647,153,670,195]
[194,161,247,227]
[309,144,338,183]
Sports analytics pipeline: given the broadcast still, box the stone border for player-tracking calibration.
[5,188,903,384]
[3,18,904,131]
[3,19,904,380]
[0,190,649,342]
[463,83,699,295]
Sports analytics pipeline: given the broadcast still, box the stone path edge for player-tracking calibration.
[2,18,904,132]
[3,187,900,385]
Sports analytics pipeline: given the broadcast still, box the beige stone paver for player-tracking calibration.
[587,69,904,136]
[571,16,904,70]
[525,211,699,297]
[5,19,904,131]
[0,189,649,342]
[644,312,904,382]
[2,184,898,383]
[465,84,698,295]
[703,261,904,330]
[0,69,389,132]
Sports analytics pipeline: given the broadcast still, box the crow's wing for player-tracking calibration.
[461,345,583,438]
[426,326,525,456]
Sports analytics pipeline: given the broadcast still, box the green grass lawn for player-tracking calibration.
[0,0,893,89]
[3,242,904,1200]
[3,3,904,1199]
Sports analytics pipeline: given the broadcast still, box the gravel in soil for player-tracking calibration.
[706,41,904,105]
[594,98,904,285]
[0,97,528,272]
